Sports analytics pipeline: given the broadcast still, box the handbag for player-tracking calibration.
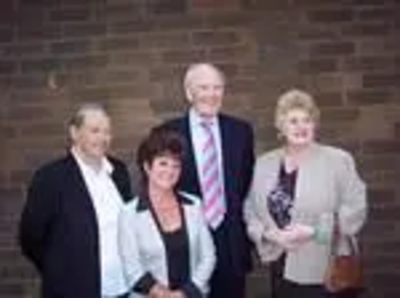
[324,218,363,294]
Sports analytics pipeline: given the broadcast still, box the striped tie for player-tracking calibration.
[200,121,225,229]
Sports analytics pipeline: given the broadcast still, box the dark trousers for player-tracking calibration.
[208,221,246,298]
[271,255,327,298]
[208,271,245,298]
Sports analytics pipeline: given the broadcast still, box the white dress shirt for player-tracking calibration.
[72,149,128,297]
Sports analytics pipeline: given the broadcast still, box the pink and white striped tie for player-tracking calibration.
[200,121,225,229]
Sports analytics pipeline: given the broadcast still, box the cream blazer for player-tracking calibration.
[244,143,367,284]
[118,192,215,297]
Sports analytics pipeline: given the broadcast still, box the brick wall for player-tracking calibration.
[0,0,399,297]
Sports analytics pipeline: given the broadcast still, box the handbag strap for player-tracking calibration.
[331,213,358,257]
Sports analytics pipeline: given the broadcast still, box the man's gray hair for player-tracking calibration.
[183,63,226,89]
[68,102,109,128]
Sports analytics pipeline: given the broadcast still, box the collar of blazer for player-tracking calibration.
[136,191,194,212]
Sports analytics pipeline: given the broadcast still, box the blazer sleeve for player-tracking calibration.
[118,203,157,295]
[18,167,59,271]
[184,204,216,297]
[336,152,367,236]
[244,184,265,246]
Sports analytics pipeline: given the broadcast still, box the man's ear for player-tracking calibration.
[69,125,77,143]
[185,86,194,103]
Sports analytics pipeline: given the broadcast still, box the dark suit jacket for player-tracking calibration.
[19,154,132,298]
[162,113,255,275]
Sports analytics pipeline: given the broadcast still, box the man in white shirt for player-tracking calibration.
[19,103,133,298]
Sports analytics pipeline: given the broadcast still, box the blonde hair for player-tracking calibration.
[274,89,320,130]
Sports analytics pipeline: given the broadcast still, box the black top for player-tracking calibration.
[267,163,298,228]
[150,200,190,290]
[162,226,190,289]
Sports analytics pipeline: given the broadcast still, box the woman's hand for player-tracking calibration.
[268,225,314,251]
[168,290,185,298]
[149,283,172,298]
[283,223,315,245]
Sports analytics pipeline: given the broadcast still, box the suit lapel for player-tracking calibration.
[65,154,98,219]
[218,115,232,197]
[182,115,202,195]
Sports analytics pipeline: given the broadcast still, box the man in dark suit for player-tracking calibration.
[161,63,255,298]
[19,103,132,298]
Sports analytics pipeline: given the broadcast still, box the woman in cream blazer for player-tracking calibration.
[244,90,367,298]
[119,128,215,298]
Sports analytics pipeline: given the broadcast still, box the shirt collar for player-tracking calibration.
[71,147,113,176]
[189,108,218,128]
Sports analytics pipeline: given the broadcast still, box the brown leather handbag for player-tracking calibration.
[325,223,363,293]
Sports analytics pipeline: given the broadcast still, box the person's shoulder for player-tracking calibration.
[34,155,70,176]
[315,143,355,163]
[256,148,282,164]
[28,155,71,186]
[178,191,201,205]
[220,113,251,128]
[316,144,354,166]
[107,155,128,170]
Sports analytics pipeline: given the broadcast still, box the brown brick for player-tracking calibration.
[356,7,397,21]
[189,0,241,11]
[62,22,106,38]
[297,27,338,41]
[149,65,186,82]
[50,40,91,56]
[362,140,400,155]
[138,33,189,49]
[203,13,254,29]
[0,61,16,75]
[208,45,252,62]
[343,56,396,72]
[347,90,392,105]
[18,24,61,41]
[96,36,139,52]
[161,49,206,64]
[309,42,355,56]
[342,23,391,37]
[109,52,155,67]
[243,0,291,10]
[192,31,240,46]
[362,73,400,88]
[3,42,48,58]
[298,58,338,73]
[96,3,144,22]
[395,122,400,138]
[0,26,13,43]
[322,107,360,122]
[62,55,108,71]
[108,20,154,35]
[0,0,16,25]
[19,58,59,74]
[50,7,93,22]
[307,9,354,23]
[149,0,186,14]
